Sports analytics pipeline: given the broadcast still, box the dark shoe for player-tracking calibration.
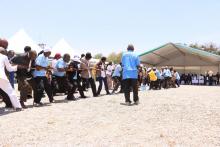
[67,97,76,101]
[106,92,111,95]
[50,100,54,103]
[5,105,13,108]
[15,108,23,111]
[134,101,140,105]
[125,102,132,106]
[49,98,54,103]
[27,95,32,99]
[80,96,87,98]
[20,101,28,109]
[33,102,44,107]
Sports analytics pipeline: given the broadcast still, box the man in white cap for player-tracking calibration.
[33,48,54,106]
[0,39,25,111]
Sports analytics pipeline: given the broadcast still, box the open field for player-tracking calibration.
[0,85,220,146]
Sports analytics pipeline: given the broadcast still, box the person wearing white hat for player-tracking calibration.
[33,48,54,106]
[67,56,87,98]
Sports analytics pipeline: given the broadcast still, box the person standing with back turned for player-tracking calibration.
[121,44,140,105]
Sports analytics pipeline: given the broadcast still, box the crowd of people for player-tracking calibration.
[137,66,181,90]
[1,38,218,112]
[0,39,141,111]
[180,72,220,86]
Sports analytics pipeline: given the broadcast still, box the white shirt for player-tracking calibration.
[101,63,106,78]
[106,65,113,76]
[0,53,17,81]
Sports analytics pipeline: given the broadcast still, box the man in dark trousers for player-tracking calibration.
[67,56,87,98]
[10,49,37,108]
[80,53,97,97]
[96,57,110,96]
[33,48,54,106]
[53,54,76,100]
[121,44,140,105]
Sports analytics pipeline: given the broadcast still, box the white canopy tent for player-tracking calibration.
[8,29,42,53]
[139,43,220,74]
[51,39,79,57]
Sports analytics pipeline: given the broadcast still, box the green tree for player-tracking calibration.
[107,52,122,64]
[94,53,103,59]
[189,42,220,55]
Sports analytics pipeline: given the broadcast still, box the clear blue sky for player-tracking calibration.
[1,0,220,55]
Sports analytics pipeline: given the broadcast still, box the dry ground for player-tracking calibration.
[0,85,220,146]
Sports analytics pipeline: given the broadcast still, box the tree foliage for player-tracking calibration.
[189,42,220,55]
[93,53,103,59]
[107,52,123,64]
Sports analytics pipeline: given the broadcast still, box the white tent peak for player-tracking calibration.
[52,38,79,57]
[8,29,42,53]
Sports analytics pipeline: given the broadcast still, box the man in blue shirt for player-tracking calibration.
[153,67,162,90]
[33,48,54,105]
[53,54,76,100]
[121,44,140,105]
[111,63,122,94]
[162,66,171,89]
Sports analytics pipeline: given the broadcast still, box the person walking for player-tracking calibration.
[96,57,110,96]
[106,62,113,90]
[33,48,54,105]
[111,63,122,94]
[80,52,97,97]
[53,54,76,100]
[10,50,37,108]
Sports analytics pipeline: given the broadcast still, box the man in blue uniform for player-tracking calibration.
[53,54,76,100]
[121,44,140,105]
[33,48,53,105]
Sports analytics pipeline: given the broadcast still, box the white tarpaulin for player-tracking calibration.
[8,29,42,53]
[139,43,220,74]
[52,39,79,57]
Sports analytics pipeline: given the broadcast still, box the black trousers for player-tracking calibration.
[33,76,53,103]
[0,88,12,108]
[97,77,110,95]
[82,77,97,96]
[164,77,169,89]
[123,79,139,103]
[70,79,85,97]
[55,76,75,99]
[157,79,162,89]
[81,78,89,91]
[209,77,213,85]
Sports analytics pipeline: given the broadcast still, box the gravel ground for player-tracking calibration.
[0,85,220,147]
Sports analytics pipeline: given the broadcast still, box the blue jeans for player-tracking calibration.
[9,72,15,88]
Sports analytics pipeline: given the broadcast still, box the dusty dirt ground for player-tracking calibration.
[0,85,220,146]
